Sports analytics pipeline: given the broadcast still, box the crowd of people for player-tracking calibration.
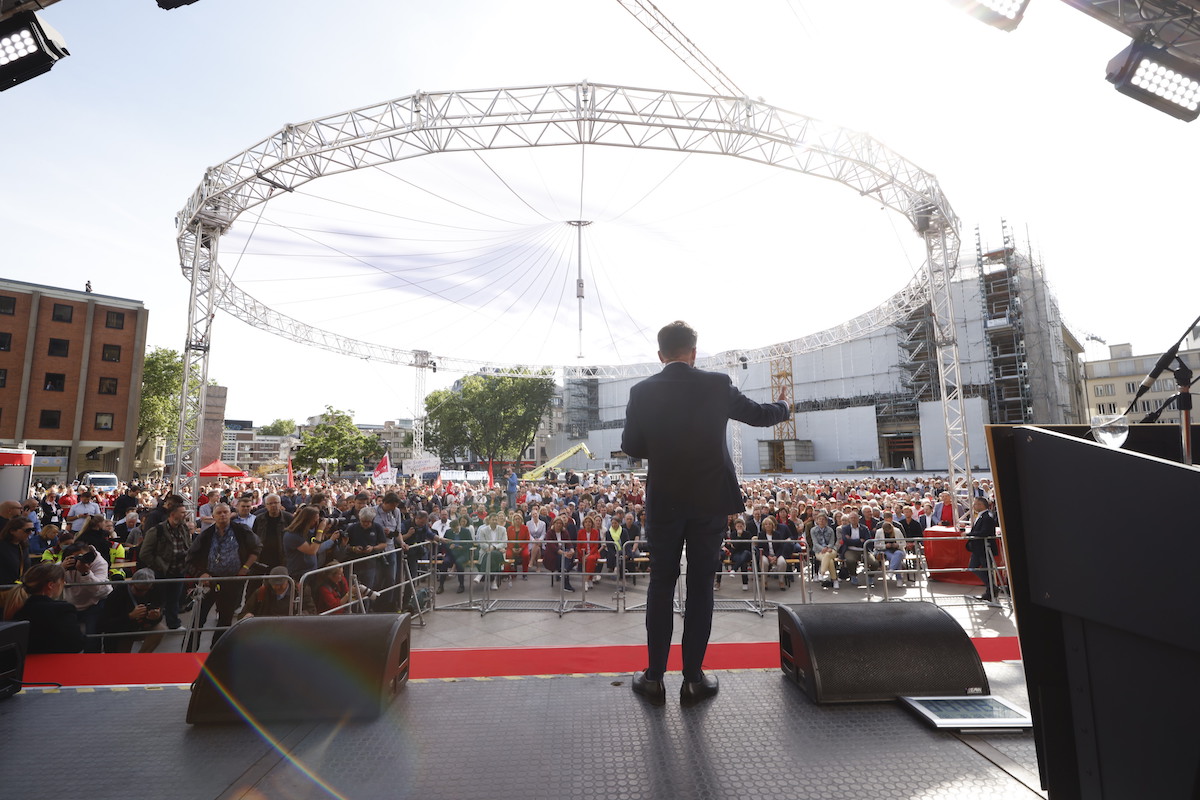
[0,469,999,654]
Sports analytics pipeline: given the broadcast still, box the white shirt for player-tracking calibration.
[65,550,113,609]
[526,517,546,542]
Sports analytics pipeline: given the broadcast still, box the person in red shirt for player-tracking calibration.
[59,487,77,510]
[505,511,529,579]
[577,514,604,587]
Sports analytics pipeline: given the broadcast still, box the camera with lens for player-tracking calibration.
[63,543,97,566]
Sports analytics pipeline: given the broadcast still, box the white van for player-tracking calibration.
[78,471,120,493]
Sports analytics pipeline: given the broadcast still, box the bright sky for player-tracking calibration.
[2,0,1196,427]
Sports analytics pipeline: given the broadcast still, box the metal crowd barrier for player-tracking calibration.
[295,547,428,624]
[0,525,1011,652]
[0,573,298,653]
[853,532,1009,609]
[437,537,630,616]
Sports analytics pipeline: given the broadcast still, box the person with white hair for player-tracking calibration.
[115,510,142,547]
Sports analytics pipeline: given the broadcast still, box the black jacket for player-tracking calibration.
[14,595,85,653]
[966,510,999,554]
[185,522,261,576]
[621,361,788,523]
[252,510,293,567]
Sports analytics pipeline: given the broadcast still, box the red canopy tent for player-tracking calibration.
[198,459,246,478]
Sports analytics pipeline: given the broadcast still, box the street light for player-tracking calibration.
[316,457,338,482]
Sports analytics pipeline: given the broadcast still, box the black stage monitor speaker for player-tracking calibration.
[778,602,988,704]
[0,621,30,702]
[187,613,411,724]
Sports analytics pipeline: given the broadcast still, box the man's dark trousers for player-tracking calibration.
[644,514,725,683]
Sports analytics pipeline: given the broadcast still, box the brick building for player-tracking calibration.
[0,279,148,483]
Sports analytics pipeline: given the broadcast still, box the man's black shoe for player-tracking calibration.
[680,673,719,706]
[632,670,666,706]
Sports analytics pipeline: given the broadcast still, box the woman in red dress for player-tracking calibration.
[576,513,604,589]
[506,511,529,580]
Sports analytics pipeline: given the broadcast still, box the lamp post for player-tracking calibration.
[317,457,337,483]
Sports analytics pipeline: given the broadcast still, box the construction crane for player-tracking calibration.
[522,442,596,481]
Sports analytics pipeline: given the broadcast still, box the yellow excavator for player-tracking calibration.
[521,442,595,481]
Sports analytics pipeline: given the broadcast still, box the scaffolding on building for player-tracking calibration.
[766,356,798,473]
[977,222,1079,425]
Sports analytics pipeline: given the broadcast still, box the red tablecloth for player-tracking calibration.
[921,525,1005,586]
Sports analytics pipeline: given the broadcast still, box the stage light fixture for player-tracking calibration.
[156,0,201,8]
[0,11,69,92]
[952,0,1030,32]
[1106,40,1200,122]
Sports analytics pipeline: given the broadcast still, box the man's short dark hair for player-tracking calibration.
[657,320,697,358]
[382,491,401,505]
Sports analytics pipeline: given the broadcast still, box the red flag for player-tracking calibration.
[287,457,295,489]
[373,452,391,483]
[433,474,442,490]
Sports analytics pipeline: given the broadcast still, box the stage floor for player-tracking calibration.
[1,663,1045,800]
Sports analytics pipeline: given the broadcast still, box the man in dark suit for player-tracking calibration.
[966,496,999,603]
[621,321,789,706]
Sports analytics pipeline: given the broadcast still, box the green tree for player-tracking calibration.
[423,371,556,475]
[259,418,297,437]
[136,347,185,460]
[293,407,384,474]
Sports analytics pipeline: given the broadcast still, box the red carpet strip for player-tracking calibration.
[23,637,1020,686]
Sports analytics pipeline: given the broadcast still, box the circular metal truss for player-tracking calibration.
[173,81,970,496]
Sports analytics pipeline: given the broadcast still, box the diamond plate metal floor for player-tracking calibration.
[1,664,1043,800]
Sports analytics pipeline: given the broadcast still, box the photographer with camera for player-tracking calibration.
[283,505,344,582]
[102,568,167,653]
[62,541,113,653]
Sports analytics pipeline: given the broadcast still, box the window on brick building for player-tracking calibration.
[39,410,61,429]
[51,304,73,323]
[98,377,118,395]
[105,311,125,329]
[95,413,114,431]
[102,344,121,362]
[44,373,65,391]
[0,296,14,315]
[48,338,69,357]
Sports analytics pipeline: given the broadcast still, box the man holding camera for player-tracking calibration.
[62,542,112,653]
[102,568,167,653]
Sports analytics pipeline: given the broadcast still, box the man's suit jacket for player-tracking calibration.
[621,361,789,524]
[966,509,999,554]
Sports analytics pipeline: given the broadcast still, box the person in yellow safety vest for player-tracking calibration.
[107,525,128,579]
[40,529,73,563]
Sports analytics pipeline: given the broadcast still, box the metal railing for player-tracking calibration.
[0,526,1011,655]
[438,537,631,616]
[854,532,1009,608]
